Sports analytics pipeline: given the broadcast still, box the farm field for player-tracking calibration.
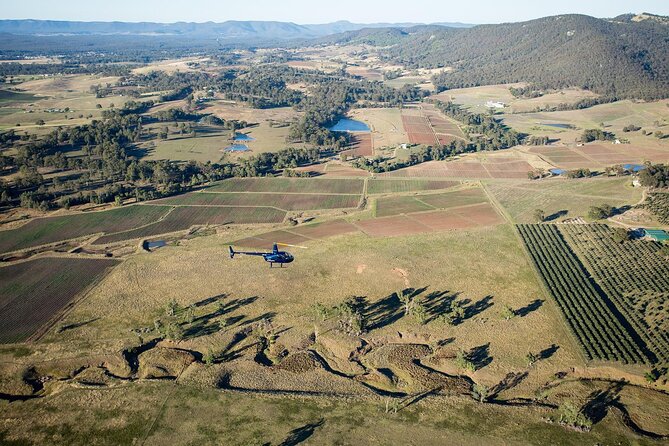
[559,224,669,364]
[374,187,488,217]
[0,257,119,343]
[432,84,599,114]
[0,205,171,254]
[153,191,361,211]
[348,107,409,149]
[528,143,669,169]
[0,74,159,131]
[381,157,534,179]
[517,224,648,364]
[207,177,365,194]
[139,127,234,163]
[93,206,286,245]
[200,101,302,155]
[501,99,669,146]
[341,132,373,157]
[486,177,642,223]
[367,179,459,194]
[361,202,503,236]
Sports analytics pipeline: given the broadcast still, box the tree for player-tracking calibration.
[526,351,539,367]
[556,402,592,430]
[611,227,630,243]
[588,204,615,220]
[455,350,476,372]
[533,209,545,223]
[472,383,489,402]
[500,304,516,320]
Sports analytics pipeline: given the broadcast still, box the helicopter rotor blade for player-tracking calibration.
[276,242,308,249]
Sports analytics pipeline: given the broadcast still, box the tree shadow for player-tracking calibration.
[516,299,544,317]
[544,210,568,222]
[467,343,493,370]
[363,293,402,330]
[490,371,528,398]
[423,290,460,323]
[611,205,632,217]
[538,344,560,360]
[462,295,494,321]
[57,318,100,333]
[581,381,624,425]
[183,296,258,339]
[277,419,325,446]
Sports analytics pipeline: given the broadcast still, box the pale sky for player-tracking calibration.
[2,0,667,24]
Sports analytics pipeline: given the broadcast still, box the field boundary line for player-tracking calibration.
[199,191,363,196]
[96,206,176,238]
[481,182,514,225]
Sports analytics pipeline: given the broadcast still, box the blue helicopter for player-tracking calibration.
[228,243,305,267]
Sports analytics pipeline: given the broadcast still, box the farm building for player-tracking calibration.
[485,101,506,109]
[643,229,669,242]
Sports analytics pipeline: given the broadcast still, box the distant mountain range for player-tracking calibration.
[0,19,474,40]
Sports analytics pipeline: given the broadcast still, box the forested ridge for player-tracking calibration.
[352,14,669,100]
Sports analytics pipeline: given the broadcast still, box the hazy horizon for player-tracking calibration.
[2,0,668,25]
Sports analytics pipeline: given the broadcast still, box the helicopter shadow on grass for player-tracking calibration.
[183,295,260,340]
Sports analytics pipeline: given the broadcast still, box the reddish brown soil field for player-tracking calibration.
[342,133,373,157]
[355,215,432,237]
[408,211,475,230]
[232,230,312,249]
[381,159,533,179]
[155,192,361,211]
[207,178,365,194]
[290,219,359,239]
[0,257,119,343]
[455,203,505,225]
[529,144,669,169]
[418,188,488,209]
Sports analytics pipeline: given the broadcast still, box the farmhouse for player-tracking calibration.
[485,100,506,109]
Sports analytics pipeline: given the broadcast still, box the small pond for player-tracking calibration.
[541,123,573,129]
[225,144,250,152]
[145,240,167,251]
[623,164,646,172]
[329,118,370,132]
[233,133,256,141]
[550,168,566,175]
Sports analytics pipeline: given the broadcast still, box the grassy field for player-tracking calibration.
[432,84,598,114]
[374,188,488,217]
[0,205,171,254]
[0,257,119,343]
[486,177,642,223]
[0,74,159,131]
[2,379,663,446]
[501,99,669,147]
[348,107,409,149]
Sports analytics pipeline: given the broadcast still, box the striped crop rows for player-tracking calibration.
[518,224,649,364]
[559,224,669,364]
